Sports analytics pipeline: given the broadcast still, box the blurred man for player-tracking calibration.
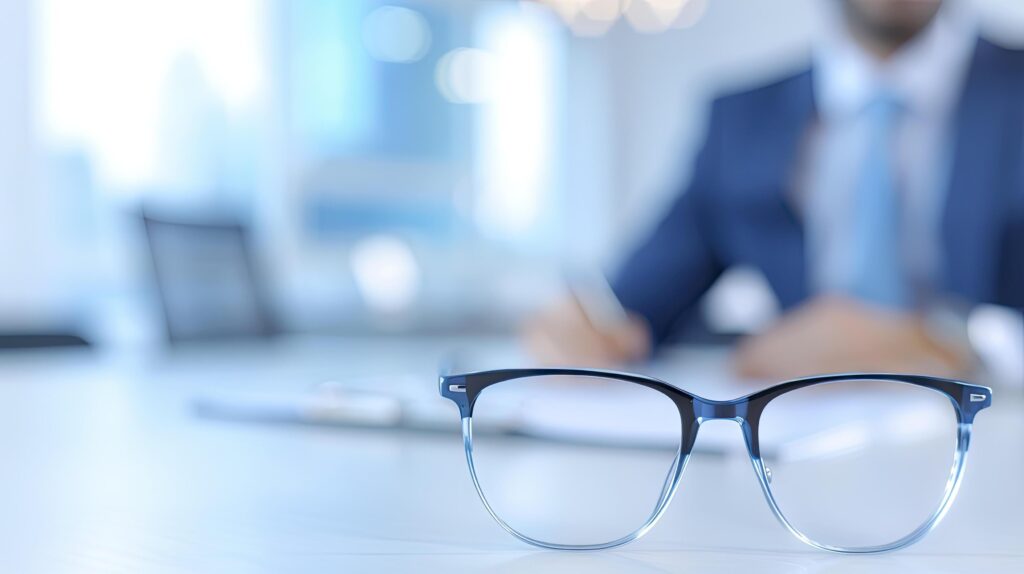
[525,0,1024,379]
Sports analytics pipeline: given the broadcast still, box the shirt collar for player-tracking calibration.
[814,2,977,121]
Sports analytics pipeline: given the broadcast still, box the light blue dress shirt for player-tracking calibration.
[801,2,977,309]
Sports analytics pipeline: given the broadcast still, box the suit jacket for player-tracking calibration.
[612,38,1024,344]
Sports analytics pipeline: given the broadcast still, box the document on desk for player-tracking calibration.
[192,367,946,462]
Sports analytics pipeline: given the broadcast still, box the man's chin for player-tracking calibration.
[844,0,943,46]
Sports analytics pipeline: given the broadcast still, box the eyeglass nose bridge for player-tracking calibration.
[692,397,750,423]
[689,397,761,460]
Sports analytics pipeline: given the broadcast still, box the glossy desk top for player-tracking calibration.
[0,336,1019,573]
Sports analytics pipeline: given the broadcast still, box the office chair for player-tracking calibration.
[142,211,279,344]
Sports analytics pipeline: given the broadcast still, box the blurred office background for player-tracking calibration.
[0,0,1021,375]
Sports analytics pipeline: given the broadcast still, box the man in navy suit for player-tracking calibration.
[525,0,1023,379]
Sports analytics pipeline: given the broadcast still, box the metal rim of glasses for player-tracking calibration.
[439,368,992,553]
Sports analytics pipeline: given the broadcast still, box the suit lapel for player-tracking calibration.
[764,70,816,308]
[942,39,1020,302]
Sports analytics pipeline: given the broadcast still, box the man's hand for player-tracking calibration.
[521,297,652,368]
[733,295,974,380]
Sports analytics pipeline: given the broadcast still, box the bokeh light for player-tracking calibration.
[624,0,685,33]
[435,47,498,104]
[361,5,432,63]
[530,0,707,35]
[673,0,708,29]
[350,235,421,314]
[581,0,622,22]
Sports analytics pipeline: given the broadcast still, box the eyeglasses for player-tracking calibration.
[439,368,992,553]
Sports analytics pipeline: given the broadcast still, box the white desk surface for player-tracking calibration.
[0,335,1020,573]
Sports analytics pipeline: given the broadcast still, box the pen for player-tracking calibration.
[567,269,631,332]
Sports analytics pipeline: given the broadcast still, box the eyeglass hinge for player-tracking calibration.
[448,384,467,393]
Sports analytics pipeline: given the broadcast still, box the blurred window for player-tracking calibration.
[36,0,268,191]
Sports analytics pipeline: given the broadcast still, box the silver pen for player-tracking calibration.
[567,269,631,332]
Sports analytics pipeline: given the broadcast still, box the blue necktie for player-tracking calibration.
[847,92,909,309]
